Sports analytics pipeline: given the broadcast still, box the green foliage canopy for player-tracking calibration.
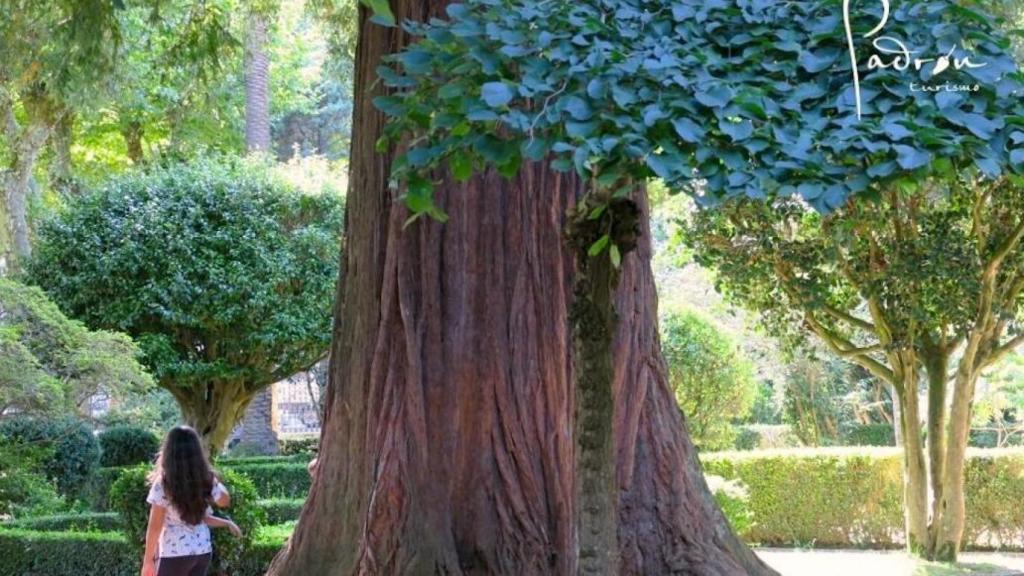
[29,156,343,395]
[0,279,152,415]
[660,309,757,451]
[370,0,1024,224]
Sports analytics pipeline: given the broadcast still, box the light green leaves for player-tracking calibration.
[361,0,395,27]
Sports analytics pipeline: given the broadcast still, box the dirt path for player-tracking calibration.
[756,548,1024,576]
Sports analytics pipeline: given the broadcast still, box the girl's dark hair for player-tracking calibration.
[149,426,215,525]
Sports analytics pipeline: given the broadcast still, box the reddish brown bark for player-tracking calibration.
[269,2,775,575]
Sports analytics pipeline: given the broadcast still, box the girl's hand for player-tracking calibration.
[228,521,243,538]
[141,559,157,576]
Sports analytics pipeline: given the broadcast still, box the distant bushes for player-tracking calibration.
[279,435,318,455]
[98,427,159,468]
[0,417,100,499]
[660,309,757,451]
[703,448,1024,550]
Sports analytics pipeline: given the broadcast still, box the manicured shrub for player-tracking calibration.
[703,448,1024,550]
[842,423,895,447]
[0,524,292,576]
[0,528,137,575]
[3,512,120,532]
[704,448,904,548]
[0,416,100,498]
[732,427,761,451]
[963,452,1024,550]
[109,465,265,573]
[706,475,754,535]
[257,498,305,524]
[226,462,311,499]
[99,426,160,468]
[0,443,65,518]
[218,453,313,467]
[84,466,126,511]
[88,461,312,510]
[279,435,318,455]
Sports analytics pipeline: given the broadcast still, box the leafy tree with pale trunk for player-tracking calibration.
[0,0,128,271]
[28,157,343,454]
[682,174,1024,561]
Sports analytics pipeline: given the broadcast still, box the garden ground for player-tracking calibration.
[758,548,1024,576]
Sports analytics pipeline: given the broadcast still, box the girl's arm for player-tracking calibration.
[204,514,242,537]
[141,505,165,576]
[212,478,230,508]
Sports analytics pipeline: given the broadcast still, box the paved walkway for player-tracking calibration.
[756,548,1024,576]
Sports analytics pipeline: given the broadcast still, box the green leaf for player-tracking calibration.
[449,152,473,182]
[481,82,515,107]
[609,244,621,268]
[362,0,395,27]
[588,234,610,257]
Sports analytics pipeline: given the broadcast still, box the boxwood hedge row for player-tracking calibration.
[702,447,1024,550]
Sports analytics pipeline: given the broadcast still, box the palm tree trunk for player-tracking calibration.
[244,9,272,153]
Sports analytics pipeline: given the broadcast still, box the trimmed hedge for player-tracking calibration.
[0,524,291,576]
[213,462,311,499]
[257,498,305,525]
[842,423,895,447]
[279,435,318,455]
[88,460,312,511]
[217,454,313,466]
[0,529,137,575]
[2,512,119,532]
[703,447,1024,550]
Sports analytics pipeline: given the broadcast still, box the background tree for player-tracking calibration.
[0,279,152,416]
[682,174,1024,560]
[28,156,343,453]
[660,308,757,451]
[245,0,278,152]
[0,0,129,270]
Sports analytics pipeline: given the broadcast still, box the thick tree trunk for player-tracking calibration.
[934,367,980,562]
[49,111,77,195]
[3,114,51,268]
[896,371,930,556]
[171,380,255,456]
[244,10,272,153]
[120,120,145,165]
[923,351,948,553]
[268,3,775,575]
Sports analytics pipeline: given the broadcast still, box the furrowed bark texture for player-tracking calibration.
[244,10,272,153]
[172,380,254,456]
[268,2,775,575]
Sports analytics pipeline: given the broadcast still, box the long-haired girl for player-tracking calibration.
[141,426,241,576]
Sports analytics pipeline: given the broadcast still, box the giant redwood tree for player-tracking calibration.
[267,1,771,574]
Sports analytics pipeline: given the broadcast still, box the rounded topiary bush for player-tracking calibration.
[0,416,100,498]
[110,465,264,574]
[660,309,757,451]
[99,426,160,468]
